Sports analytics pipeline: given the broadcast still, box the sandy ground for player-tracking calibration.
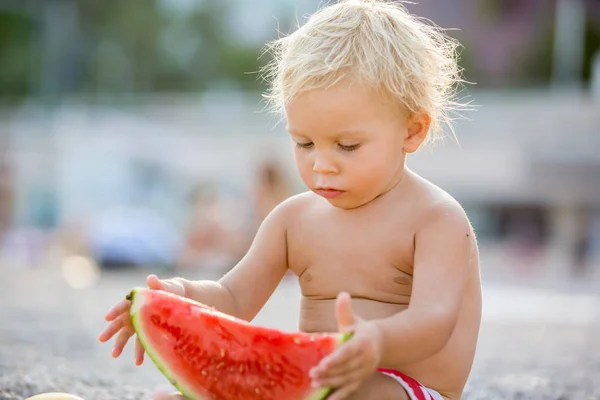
[1,266,599,400]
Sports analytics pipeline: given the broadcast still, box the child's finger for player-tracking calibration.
[134,337,145,366]
[313,371,363,394]
[335,292,356,333]
[311,350,362,379]
[98,312,130,343]
[105,299,131,321]
[146,274,164,290]
[148,276,185,297]
[315,369,362,396]
[316,343,360,375]
[111,325,135,358]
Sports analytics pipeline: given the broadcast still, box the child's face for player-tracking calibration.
[285,80,428,209]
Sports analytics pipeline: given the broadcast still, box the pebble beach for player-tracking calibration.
[1,266,599,400]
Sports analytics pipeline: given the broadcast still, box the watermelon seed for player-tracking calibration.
[201,370,208,376]
[294,338,301,345]
[216,362,225,369]
[220,348,225,357]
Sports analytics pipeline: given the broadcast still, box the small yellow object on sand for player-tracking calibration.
[25,393,84,400]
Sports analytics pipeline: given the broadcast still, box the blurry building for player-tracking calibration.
[0,0,599,274]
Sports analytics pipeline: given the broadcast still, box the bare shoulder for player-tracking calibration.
[272,190,325,222]
[263,191,314,221]
[410,174,475,237]
[216,192,321,321]
[280,190,320,210]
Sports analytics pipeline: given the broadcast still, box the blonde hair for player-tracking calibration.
[260,0,469,144]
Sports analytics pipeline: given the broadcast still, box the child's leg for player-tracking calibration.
[344,372,410,400]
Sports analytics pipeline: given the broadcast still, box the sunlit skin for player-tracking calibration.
[99,80,482,400]
[287,82,416,211]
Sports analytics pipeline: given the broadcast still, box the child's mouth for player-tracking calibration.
[314,188,346,199]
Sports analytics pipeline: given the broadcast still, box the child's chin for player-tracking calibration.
[326,196,365,210]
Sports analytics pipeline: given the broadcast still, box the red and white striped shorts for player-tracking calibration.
[378,368,444,400]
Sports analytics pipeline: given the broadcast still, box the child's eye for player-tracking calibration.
[295,142,314,149]
[338,143,360,152]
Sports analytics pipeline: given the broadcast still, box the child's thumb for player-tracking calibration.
[146,274,164,290]
[147,274,185,297]
[336,291,356,332]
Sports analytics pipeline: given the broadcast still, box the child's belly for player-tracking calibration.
[299,296,408,333]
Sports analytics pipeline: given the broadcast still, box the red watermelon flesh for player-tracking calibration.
[128,287,351,400]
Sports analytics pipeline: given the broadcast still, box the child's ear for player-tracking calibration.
[403,111,431,153]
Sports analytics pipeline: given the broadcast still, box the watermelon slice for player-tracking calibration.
[128,287,352,400]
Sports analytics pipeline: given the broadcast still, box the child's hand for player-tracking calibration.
[309,292,382,400]
[98,274,185,366]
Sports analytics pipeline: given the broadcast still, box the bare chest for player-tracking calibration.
[286,208,416,303]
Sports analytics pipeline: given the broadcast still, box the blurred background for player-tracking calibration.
[0,1,599,398]
[1,0,599,285]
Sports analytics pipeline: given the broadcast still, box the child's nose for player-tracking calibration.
[312,154,338,175]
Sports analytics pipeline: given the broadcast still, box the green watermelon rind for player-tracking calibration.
[129,288,204,400]
[128,287,353,400]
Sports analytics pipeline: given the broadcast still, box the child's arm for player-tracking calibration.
[174,197,293,321]
[375,201,475,366]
